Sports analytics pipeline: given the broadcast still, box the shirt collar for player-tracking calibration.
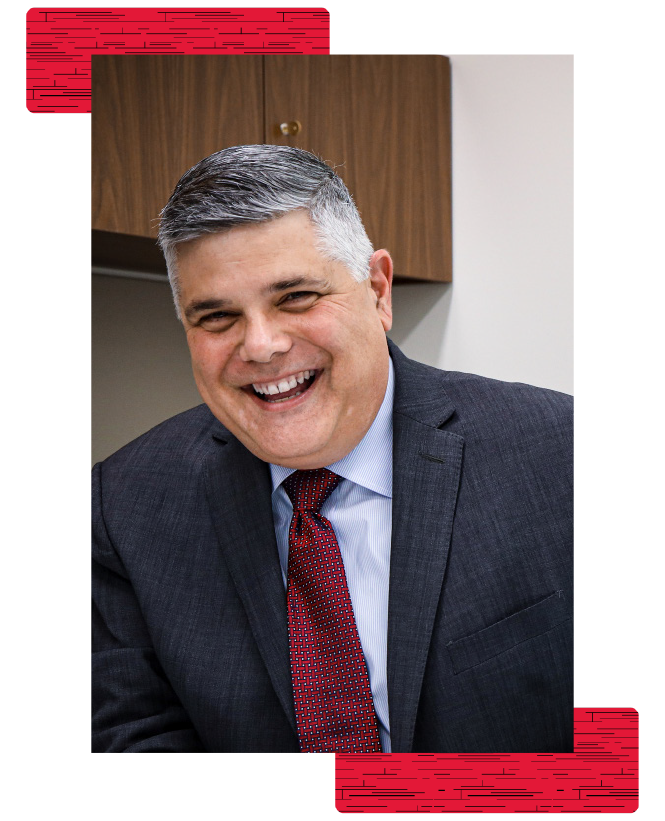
[270,356,394,499]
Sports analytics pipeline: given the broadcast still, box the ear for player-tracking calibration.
[368,250,393,332]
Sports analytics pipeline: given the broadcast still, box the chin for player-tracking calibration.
[254,437,331,468]
[262,446,325,468]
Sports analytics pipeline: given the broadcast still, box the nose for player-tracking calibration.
[238,313,292,363]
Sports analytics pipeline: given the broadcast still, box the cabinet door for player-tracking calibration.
[92,55,264,238]
[264,56,452,283]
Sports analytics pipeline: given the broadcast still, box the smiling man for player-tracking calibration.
[177,210,393,469]
[92,145,573,754]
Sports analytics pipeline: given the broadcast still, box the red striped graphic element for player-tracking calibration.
[336,708,638,812]
[26,7,330,112]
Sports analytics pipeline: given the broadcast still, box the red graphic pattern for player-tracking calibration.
[26,7,330,112]
[285,469,381,753]
[336,709,638,812]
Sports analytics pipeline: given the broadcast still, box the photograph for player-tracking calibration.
[91,54,573,754]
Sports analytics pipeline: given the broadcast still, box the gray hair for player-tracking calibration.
[157,144,374,316]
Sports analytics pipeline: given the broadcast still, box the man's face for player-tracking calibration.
[177,210,393,469]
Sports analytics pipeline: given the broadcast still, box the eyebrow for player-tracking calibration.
[184,276,331,321]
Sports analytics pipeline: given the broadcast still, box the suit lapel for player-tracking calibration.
[387,344,464,752]
[204,430,296,734]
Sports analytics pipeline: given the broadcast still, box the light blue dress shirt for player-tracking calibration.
[270,358,394,753]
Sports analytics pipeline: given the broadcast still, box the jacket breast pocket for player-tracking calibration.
[446,590,571,675]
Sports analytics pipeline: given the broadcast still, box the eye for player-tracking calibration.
[282,291,318,302]
[200,311,233,322]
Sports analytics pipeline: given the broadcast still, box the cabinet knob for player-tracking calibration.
[279,120,302,136]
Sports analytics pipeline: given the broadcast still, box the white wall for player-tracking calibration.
[389,55,573,395]
[92,55,573,462]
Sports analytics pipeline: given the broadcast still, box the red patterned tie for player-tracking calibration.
[283,468,382,753]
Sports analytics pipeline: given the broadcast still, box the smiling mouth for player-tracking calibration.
[249,371,321,405]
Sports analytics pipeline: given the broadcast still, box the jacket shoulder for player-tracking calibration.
[94,403,224,480]
[389,341,572,437]
[439,369,572,425]
[432,370,573,473]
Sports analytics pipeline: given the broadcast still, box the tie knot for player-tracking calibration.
[283,468,341,513]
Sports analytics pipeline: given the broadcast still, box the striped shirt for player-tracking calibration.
[270,357,394,752]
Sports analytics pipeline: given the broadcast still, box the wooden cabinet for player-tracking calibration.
[92,56,264,239]
[92,55,451,283]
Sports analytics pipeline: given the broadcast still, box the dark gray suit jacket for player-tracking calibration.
[92,341,573,752]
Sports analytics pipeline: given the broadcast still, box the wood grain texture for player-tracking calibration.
[92,55,264,237]
[264,56,452,282]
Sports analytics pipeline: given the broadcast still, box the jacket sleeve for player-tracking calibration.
[92,462,205,752]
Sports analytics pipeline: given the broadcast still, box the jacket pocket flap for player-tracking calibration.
[447,590,570,674]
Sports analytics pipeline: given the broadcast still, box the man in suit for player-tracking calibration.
[92,145,572,753]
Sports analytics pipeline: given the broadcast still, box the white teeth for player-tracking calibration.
[252,370,316,397]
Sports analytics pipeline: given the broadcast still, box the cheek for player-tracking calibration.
[186,333,231,379]
[295,306,360,350]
